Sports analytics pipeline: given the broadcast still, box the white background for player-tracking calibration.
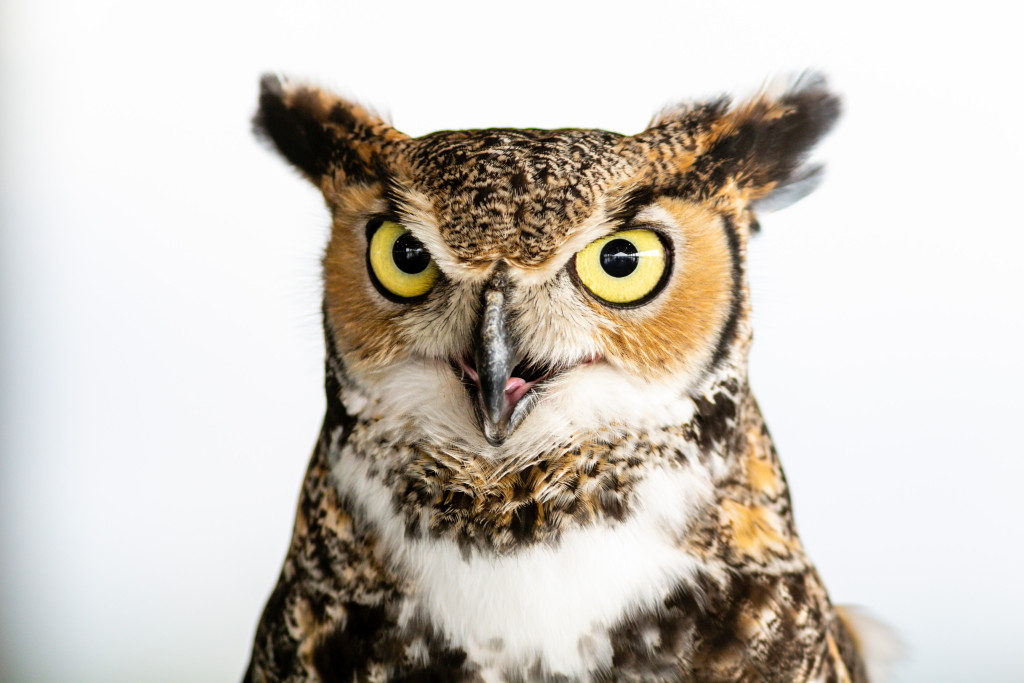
[1,1,1021,681]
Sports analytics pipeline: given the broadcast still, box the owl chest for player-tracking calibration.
[333,448,715,679]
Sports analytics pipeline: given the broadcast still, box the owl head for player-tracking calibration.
[254,75,839,454]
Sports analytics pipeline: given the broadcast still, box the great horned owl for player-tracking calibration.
[243,74,892,682]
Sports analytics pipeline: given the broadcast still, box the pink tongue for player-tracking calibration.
[504,377,531,408]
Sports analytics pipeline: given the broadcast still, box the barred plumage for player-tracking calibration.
[243,73,892,682]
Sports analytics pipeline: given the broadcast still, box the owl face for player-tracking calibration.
[255,76,838,452]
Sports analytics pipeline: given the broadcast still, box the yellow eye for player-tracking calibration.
[573,229,669,306]
[368,220,439,300]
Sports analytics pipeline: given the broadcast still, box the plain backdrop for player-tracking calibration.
[1,1,1021,681]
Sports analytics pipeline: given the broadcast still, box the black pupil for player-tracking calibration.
[600,238,639,278]
[392,232,430,274]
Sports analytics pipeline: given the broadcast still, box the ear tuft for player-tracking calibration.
[636,73,841,211]
[252,74,407,186]
[735,73,841,207]
[253,74,335,182]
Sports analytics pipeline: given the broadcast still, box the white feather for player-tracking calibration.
[332,451,716,679]
[350,357,699,463]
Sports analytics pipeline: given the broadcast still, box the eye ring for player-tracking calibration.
[365,217,440,302]
[569,228,673,308]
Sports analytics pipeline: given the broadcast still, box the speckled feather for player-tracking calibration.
[244,74,884,682]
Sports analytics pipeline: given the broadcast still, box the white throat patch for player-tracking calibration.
[331,448,714,679]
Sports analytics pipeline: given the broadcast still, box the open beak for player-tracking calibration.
[472,280,518,445]
[456,271,601,446]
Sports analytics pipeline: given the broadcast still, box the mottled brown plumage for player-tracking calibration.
[244,73,890,682]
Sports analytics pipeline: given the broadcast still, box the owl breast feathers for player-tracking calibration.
[242,74,897,683]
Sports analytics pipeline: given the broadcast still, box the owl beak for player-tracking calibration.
[473,282,517,446]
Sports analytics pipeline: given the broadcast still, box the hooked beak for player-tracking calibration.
[473,281,518,446]
[456,271,602,446]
